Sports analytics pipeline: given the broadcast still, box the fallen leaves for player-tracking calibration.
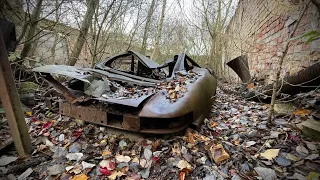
[210,122,218,128]
[25,111,33,116]
[102,149,111,157]
[108,171,125,180]
[0,156,18,166]
[66,153,83,161]
[71,174,88,180]
[293,108,311,116]
[307,172,320,180]
[247,83,254,89]
[47,164,65,176]
[17,168,33,180]
[305,153,319,160]
[185,129,195,144]
[115,155,131,163]
[161,70,201,102]
[254,167,277,180]
[81,161,95,169]
[176,160,191,170]
[210,144,230,164]
[2,83,319,180]
[286,153,301,162]
[243,140,256,147]
[296,145,309,156]
[99,160,115,171]
[275,157,291,167]
[260,149,280,160]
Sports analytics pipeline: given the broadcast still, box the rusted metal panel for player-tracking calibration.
[227,55,251,83]
[140,122,190,134]
[44,74,77,103]
[94,93,154,107]
[267,61,320,95]
[59,102,108,126]
[59,102,191,134]
[139,68,216,121]
[246,62,320,102]
[35,70,155,107]
[33,65,92,83]
[140,115,192,134]
[123,115,140,131]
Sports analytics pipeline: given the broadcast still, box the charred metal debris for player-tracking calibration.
[33,51,217,134]
[227,55,320,102]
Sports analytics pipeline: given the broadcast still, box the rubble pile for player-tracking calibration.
[85,70,202,103]
[85,78,156,100]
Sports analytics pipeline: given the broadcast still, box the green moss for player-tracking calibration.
[19,82,38,94]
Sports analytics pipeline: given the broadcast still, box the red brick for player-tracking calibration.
[302,43,311,51]
[270,28,275,35]
[264,26,269,34]
[300,14,310,26]
[271,45,278,52]
[275,23,284,33]
[279,21,284,29]
[274,19,280,27]
[256,44,263,50]
[277,43,284,51]
[258,32,264,39]
[275,37,282,44]
[253,55,258,62]
[251,64,256,70]
[288,46,294,54]
[261,22,267,30]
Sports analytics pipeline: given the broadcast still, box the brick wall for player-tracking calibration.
[225,0,320,83]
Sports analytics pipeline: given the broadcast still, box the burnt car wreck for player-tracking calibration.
[33,51,217,134]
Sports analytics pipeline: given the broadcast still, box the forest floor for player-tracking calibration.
[0,83,319,180]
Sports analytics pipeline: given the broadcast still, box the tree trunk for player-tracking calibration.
[91,0,116,68]
[151,0,166,61]
[50,0,60,63]
[140,0,156,55]
[127,2,142,51]
[68,0,98,66]
[20,0,43,59]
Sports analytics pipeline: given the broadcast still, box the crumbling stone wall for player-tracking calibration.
[225,0,320,83]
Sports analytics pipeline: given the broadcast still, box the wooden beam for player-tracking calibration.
[0,31,32,156]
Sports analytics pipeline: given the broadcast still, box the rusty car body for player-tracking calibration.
[33,51,217,134]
